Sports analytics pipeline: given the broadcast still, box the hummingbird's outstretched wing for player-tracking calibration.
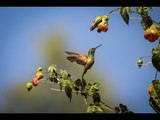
[65,51,88,66]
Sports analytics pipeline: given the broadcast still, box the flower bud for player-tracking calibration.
[32,76,40,86]
[26,82,33,91]
[36,71,44,79]
[137,59,143,68]
[94,16,102,24]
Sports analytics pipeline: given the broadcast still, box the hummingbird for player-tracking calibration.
[65,44,102,78]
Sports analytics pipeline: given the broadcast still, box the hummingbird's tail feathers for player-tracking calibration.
[82,68,88,78]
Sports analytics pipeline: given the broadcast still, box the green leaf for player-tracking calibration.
[152,44,160,72]
[60,69,69,79]
[93,92,101,103]
[119,104,129,113]
[136,7,152,15]
[87,104,103,113]
[81,78,87,89]
[74,79,82,94]
[152,79,160,99]
[120,7,129,25]
[115,107,121,112]
[65,84,72,102]
[115,103,133,113]
[93,83,100,91]
[141,16,153,30]
[58,80,63,91]
[87,104,95,113]
[149,97,160,113]
[95,105,103,112]
[48,65,58,82]
[74,79,82,87]
[48,64,57,72]
[148,79,160,113]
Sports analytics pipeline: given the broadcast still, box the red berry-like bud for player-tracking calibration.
[32,76,40,86]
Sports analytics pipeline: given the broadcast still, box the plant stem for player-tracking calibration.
[107,8,120,16]
[129,17,141,20]
[100,101,118,113]
[155,70,158,80]
[140,55,151,59]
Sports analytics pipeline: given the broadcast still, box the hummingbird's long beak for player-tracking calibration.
[95,44,102,49]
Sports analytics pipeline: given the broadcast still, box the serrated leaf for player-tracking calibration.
[93,92,101,103]
[120,7,129,25]
[65,84,72,102]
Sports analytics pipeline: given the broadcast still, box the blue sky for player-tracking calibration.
[0,7,160,113]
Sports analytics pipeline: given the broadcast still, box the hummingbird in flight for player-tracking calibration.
[65,44,102,78]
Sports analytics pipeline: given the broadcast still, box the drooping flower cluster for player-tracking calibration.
[26,67,44,91]
[90,15,109,33]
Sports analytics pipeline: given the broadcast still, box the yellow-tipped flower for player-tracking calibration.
[90,15,109,33]
[102,15,109,22]
[94,16,102,24]
[37,67,43,71]
[36,71,44,79]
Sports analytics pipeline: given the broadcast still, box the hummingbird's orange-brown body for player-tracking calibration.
[65,45,102,78]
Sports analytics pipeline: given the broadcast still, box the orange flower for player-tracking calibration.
[148,84,153,95]
[144,24,160,42]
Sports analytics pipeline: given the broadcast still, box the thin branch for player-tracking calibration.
[50,88,64,92]
[107,8,120,16]
[50,87,81,93]
[155,70,158,80]
[100,101,118,113]
[140,55,152,59]
[129,17,141,20]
